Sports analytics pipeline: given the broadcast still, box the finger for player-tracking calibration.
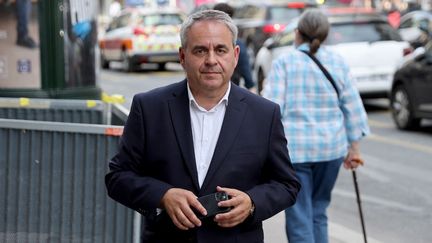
[217,196,237,208]
[214,203,248,222]
[343,161,350,169]
[215,212,245,228]
[183,204,203,227]
[171,213,190,230]
[216,186,242,207]
[352,157,364,165]
[216,186,238,197]
[189,198,207,218]
[175,208,197,229]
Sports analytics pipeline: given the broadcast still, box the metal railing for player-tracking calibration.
[0,98,107,124]
[0,96,136,243]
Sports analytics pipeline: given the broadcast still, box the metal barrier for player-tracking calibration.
[0,95,137,243]
[0,97,107,124]
[0,118,132,243]
[110,103,130,126]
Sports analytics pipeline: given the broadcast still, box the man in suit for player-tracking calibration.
[105,9,300,243]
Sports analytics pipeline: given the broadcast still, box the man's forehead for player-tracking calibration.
[187,22,232,44]
[190,20,229,31]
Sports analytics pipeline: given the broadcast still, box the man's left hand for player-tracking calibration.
[213,186,253,228]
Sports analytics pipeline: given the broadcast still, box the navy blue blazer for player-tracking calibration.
[105,80,300,243]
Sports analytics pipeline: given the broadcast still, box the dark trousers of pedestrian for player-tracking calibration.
[285,158,343,243]
[16,0,31,40]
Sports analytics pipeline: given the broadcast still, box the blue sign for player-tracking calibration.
[17,59,31,73]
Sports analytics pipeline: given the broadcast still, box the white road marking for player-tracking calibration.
[368,119,394,128]
[332,188,423,213]
[366,133,432,155]
[355,165,391,183]
[329,221,383,243]
[263,211,384,243]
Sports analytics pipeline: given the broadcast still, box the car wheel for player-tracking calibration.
[390,84,421,130]
[157,63,166,71]
[100,53,110,69]
[121,50,134,72]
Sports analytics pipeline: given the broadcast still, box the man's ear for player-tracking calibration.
[179,47,185,65]
[234,45,240,65]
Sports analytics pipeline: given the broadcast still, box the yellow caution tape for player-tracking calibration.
[86,100,97,108]
[19,98,30,107]
[102,92,125,104]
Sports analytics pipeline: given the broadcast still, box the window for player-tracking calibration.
[274,21,298,47]
[268,7,303,22]
[140,14,183,26]
[118,14,131,28]
[326,21,402,44]
[234,5,264,19]
[399,18,413,28]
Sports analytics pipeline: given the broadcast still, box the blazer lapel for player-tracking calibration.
[168,81,200,191]
[201,86,248,191]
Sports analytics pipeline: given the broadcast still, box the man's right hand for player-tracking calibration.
[160,188,207,230]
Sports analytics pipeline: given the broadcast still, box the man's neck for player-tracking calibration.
[189,84,229,111]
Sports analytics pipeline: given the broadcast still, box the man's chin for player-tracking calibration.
[201,73,220,80]
[201,76,222,84]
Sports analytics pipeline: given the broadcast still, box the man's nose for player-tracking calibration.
[205,51,217,65]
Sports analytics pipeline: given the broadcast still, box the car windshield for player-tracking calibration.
[140,14,183,26]
[325,21,402,44]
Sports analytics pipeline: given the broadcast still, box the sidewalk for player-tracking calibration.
[263,211,383,243]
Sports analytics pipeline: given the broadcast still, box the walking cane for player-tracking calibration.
[351,161,368,243]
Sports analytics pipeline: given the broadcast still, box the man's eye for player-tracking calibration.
[194,49,206,55]
[217,49,227,54]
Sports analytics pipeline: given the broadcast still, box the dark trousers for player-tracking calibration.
[16,0,31,39]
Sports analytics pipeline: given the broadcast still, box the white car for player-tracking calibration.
[99,7,185,71]
[254,8,410,98]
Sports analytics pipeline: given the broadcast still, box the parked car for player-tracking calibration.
[390,38,432,130]
[254,7,410,96]
[398,10,432,49]
[233,1,316,67]
[99,7,186,71]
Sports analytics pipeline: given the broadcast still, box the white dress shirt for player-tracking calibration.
[187,83,230,187]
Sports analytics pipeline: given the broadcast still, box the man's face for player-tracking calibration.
[179,20,239,94]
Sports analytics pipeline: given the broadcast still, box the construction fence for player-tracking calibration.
[0,97,137,243]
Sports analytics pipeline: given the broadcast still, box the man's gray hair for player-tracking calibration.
[180,10,238,48]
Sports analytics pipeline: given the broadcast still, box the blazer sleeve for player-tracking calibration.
[105,94,173,213]
[246,104,301,223]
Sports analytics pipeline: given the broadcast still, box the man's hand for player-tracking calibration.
[213,186,253,228]
[160,188,207,230]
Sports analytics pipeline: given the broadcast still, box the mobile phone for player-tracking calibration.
[194,192,231,219]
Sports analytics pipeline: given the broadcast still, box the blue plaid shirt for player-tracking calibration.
[262,44,370,163]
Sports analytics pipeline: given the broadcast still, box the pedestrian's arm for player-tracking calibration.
[339,65,369,170]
